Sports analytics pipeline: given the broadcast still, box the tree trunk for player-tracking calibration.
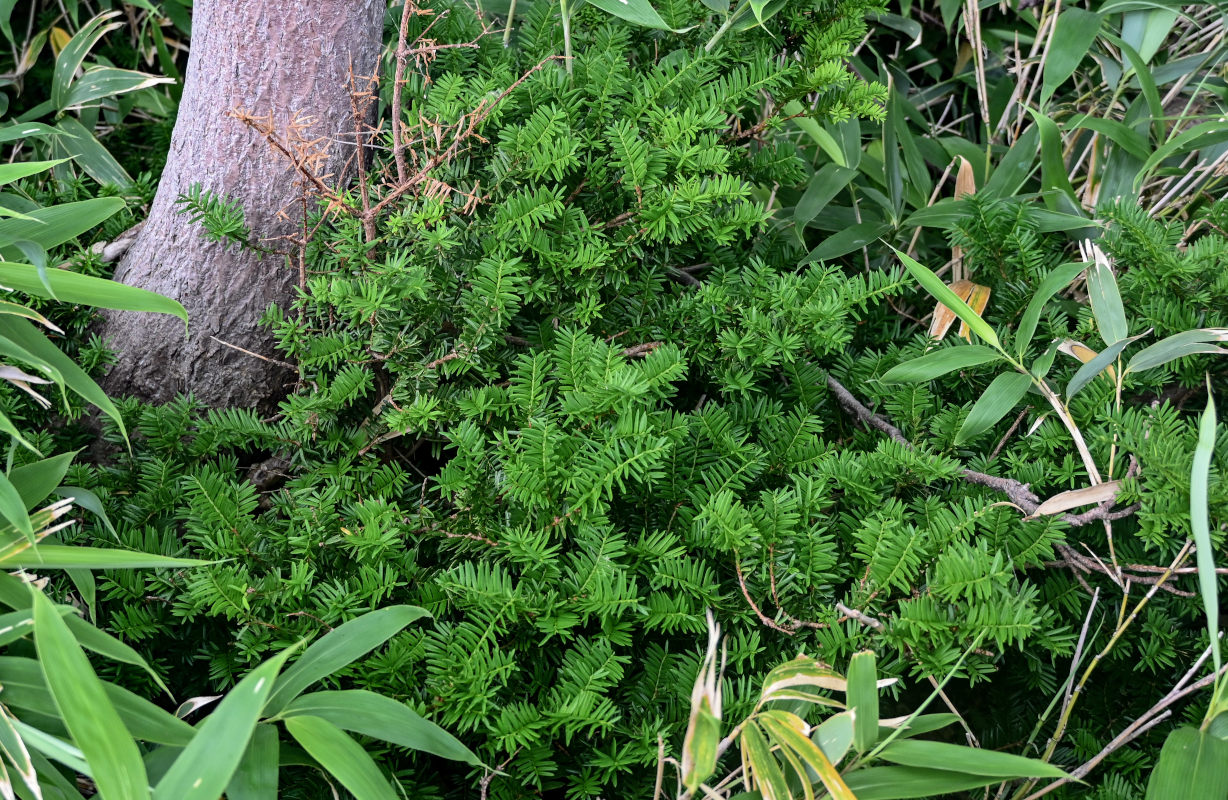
[99,0,385,409]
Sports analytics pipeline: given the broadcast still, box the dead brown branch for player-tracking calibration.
[824,374,1140,528]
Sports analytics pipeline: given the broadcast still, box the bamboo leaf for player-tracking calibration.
[1040,10,1103,107]
[877,739,1067,778]
[153,646,297,800]
[1146,726,1228,799]
[1127,329,1228,374]
[1016,262,1087,356]
[585,0,675,30]
[955,372,1032,444]
[741,720,789,800]
[1190,391,1219,684]
[280,690,481,765]
[846,650,878,752]
[1085,246,1128,345]
[844,765,1030,799]
[0,263,187,324]
[812,711,855,764]
[880,346,1003,383]
[0,198,124,258]
[1066,334,1143,400]
[225,724,279,800]
[283,715,400,800]
[265,606,430,714]
[32,587,150,800]
[892,247,1000,349]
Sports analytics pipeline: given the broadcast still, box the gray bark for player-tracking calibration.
[99,0,385,409]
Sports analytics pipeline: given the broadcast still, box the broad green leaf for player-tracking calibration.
[0,262,187,323]
[879,713,961,739]
[844,765,1024,799]
[982,126,1039,199]
[879,346,1002,383]
[0,317,126,440]
[0,656,191,746]
[892,247,1000,349]
[1190,392,1220,687]
[1137,120,1228,189]
[901,198,969,230]
[283,715,400,800]
[1147,726,1228,799]
[801,221,893,264]
[955,372,1032,445]
[265,605,430,714]
[0,160,65,187]
[0,472,32,542]
[0,198,124,259]
[9,720,91,778]
[585,0,674,29]
[1028,110,1080,212]
[1066,334,1142,400]
[281,690,481,765]
[877,739,1067,778]
[226,724,279,800]
[1,544,207,570]
[32,587,150,800]
[847,650,878,752]
[63,67,173,108]
[7,451,76,510]
[1086,251,1128,345]
[784,101,846,166]
[1103,35,1163,144]
[0,408,39,455]
[812,711,854,764]
[1121,7,1178,62]
[794,164,858,234]
[51,12,123,110]
[65,615,172,695]
[1126,329,1228,374]
[1040,10,1103,107]
[1070,115,1150,161]
[55,485,118,538]
[0,124,63,145]
[53,117,133,188]
[1016,262,1087,356]
[154,646,297,800]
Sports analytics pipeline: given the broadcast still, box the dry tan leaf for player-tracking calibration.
[928,280,973,340]
[951,156,976,282]
[1031,480,1123,517]
[958,282,991,341]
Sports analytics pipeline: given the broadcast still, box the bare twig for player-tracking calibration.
[824,374,1137,527]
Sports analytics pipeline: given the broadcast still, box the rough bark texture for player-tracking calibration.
[99,0,384,409]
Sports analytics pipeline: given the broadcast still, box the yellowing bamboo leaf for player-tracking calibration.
[49,27,72,57]
[1057,339,1116,382]
[758,710,857,800]
[1031,480,1123,517]
[958,283,992,341]
[759,655,847,706]
[682,611,724,791]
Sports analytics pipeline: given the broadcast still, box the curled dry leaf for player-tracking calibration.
[1031,479,1123,517]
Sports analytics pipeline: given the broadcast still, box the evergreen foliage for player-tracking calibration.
[29,0,1226,797]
